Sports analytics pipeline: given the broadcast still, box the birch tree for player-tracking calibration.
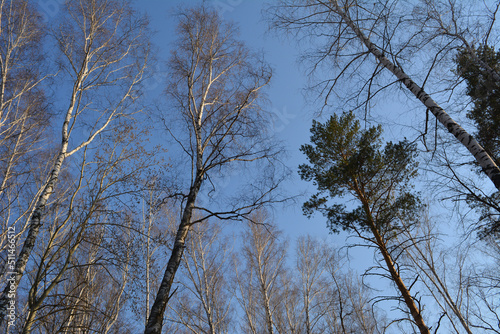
[234,213,288,334]
[34,216,136,334]
[18,121,155,333]
[0,0,47,267]
[299,111,430,333]
[0,0,150,324]
[322,266,385,334]
[295,235,329,334]
[167,221,233,334]
[269,0,500,190]
[466,237,500,333]
[130,175,173,328]
[145,5,283,333]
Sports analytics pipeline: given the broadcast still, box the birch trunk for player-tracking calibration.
[259,279,275,334]
[144,176,202,334]
[329,0,500,190]
[0,24,91,316]
[0,77,78,324]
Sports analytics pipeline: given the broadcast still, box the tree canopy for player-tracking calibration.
[456,44,500,163]
[299,111,421,235]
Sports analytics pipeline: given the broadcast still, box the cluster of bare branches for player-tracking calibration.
[1,0,500,333]
[0,1,288,333]
[162,214,386,334]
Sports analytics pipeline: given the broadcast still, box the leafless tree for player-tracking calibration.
[268,0,500,190]
[324,268,385,334]
[15,120,156,333]
[295,235,330,334]
[34,216,135,334]
[234,213,288,334]
[459,236,500,333]
[393,210,474,334]
[145,5,285,333]
[273,270,303,334]
[294,236,385,334]
[0,0,48,275]
[0,0,150,324]
[166,221,233,334]
[129,175,173,328]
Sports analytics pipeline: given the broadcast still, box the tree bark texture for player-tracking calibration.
[144,177,202,334]
[369,224,430,334]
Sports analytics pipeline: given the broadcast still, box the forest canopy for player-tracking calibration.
[0,0,499,333]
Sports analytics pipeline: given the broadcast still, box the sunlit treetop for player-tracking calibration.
[299,111,421,235]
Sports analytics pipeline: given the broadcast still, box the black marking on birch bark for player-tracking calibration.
[31,210,42,222]
[446,122,454,133]
[416,88,425,100]
[488,170,500,188]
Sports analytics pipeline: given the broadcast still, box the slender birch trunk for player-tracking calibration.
[0,71,82,324]
[0,0,148,324]
[329,0,500,190]
[144,176,202,334]
[259,277,275,334]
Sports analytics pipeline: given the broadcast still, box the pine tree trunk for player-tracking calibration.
[355,193,430,332]
[370,225,430,334]
[330,0,500,190]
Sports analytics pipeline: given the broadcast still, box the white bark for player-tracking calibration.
[329,0,500,190]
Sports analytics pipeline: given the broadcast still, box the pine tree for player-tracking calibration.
[455,46,500,237]
[299,111,430,334]
[456,45,500,162]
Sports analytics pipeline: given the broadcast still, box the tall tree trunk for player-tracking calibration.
[355,184,430,334]
[260,282,275,334]
[144,176,202,334]
[370,225,429,334]
[0,143,68,325]
[329,0,500,190]
[0,65,84,324]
